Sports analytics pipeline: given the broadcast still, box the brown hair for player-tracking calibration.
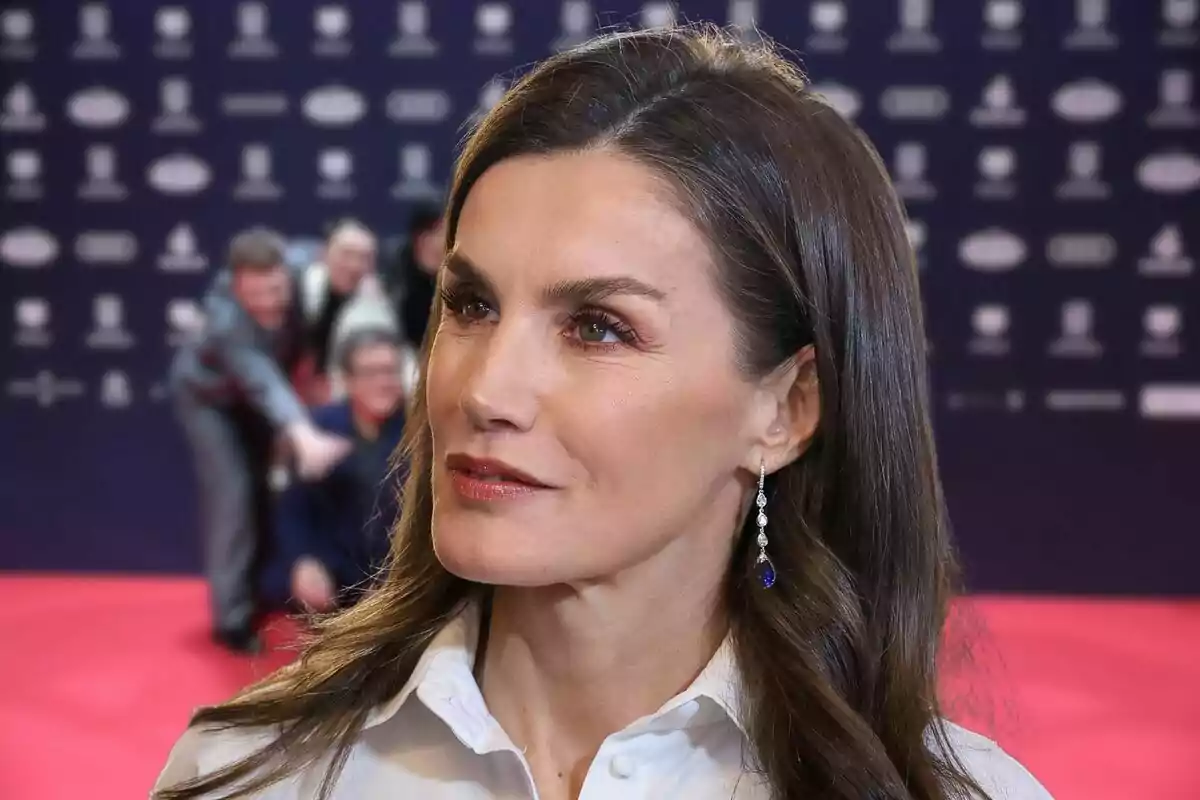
[157,24,988,800]
[227,227,286,274]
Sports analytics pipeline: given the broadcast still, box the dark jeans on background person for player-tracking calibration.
[173,390,278,633]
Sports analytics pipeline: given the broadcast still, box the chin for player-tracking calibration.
[432,514,578,587]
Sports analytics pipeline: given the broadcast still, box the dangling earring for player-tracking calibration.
[754,459,776,589]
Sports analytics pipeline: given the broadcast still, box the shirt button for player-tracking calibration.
[609,754,636,779]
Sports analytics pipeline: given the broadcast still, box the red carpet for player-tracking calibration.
[0,575,1197,800]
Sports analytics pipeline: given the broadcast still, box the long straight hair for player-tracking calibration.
[157,25,986,800]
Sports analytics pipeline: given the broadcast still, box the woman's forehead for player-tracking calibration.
[455,151,712,285]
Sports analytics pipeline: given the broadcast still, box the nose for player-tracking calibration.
[459,321,540,434]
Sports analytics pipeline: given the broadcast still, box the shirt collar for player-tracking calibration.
[362,602,750,740]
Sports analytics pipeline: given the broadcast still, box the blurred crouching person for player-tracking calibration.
[263,328,409,613]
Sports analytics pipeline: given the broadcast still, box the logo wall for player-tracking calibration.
[0,1,1194,422]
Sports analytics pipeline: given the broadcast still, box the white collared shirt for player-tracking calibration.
[154,606,1053,799]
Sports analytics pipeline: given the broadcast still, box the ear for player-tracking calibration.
[744,345,820,474]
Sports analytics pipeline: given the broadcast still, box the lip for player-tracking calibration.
[445,453,556,501]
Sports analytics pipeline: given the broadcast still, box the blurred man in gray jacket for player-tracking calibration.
[170,228,352,653]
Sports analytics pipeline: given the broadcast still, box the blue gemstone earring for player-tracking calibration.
[754,459,776,589]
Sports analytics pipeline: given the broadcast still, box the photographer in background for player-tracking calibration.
[170,228,353,654]
[297,219,401,404]
[263,327,409,613]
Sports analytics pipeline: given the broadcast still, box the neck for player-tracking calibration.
[479,533,731,798]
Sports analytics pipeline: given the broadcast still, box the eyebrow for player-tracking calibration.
[443,250,667,305]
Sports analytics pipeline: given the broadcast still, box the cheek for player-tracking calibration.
[560,369,749,496]
[425,333,462,442]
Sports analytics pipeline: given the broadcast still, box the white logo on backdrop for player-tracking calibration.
[969,75,1026,127]
[1051,79,1123,123]
[75,231,138,265]
[1056,142,1111,199]
[892,143,936,200]
[5,149,42,200]
[469,78,509,125]
[221,92,289,117]
[906,219,927,268]
[959,228,1027,272]
[1046,233,1117,269]
[1044,390,1126,414]
[101,370,134,408]
[78,145,128,201]
[1,83,46,131]
[14,297,51,347]
[390,1,438,57]
[728,0,762,41]
[1161,0,1199,47]
[316,148,355,200]
[167,298,206,346]
[386,89,451,123]
[86,294,134,349]
[1049,300,1103,358]
[1065,0,1117,50]
[888,0,940,53]
[474,2,514,55]
[1141,305,1184,358]
[982,0,1022,50]
[392,143,442,200]
[0,227,57,268]
[229,2,278,58]
[147,153,212,195]
[0,8,36,60]
[313,5,352,57]
[974,146,1017,199]
[813,82,861,120]
[153,77,202,133]
[968,304,1011,357]
[1139,224,1194,276]
[640,2,678,29]
[1137,150,1200,194]
[302,86,366,127]
[553,0,596,51]
[806,1,847,52]
[1149,69,1199,128]
[159,223,208,272]
[234,144,282,200]
[66,86,130,129]
[880,86,950,120]
[73,3,120,59]
[154,6,192,58]
[6,371,85,407]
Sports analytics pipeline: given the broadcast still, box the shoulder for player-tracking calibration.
[935,721,1055,800]
[152,724,280,797]
[311,401,352,428]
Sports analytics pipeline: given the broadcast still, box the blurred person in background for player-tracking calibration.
[386,203,446,350]
[262,327,408,614]
[169,228,352,655]
[297,219,401,404]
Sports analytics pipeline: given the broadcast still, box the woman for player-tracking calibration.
[155,26,1052,800]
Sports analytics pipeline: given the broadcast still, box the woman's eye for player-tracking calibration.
[576,318,617,344]
[460,299,492,321]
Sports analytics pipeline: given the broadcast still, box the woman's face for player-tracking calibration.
[426,150,767,588]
